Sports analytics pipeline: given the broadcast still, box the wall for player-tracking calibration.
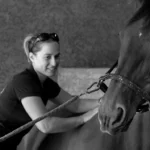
[0,0,135,90]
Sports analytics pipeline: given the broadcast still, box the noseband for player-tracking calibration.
[98,73,150,109]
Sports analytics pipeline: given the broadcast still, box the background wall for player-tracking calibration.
[0,0,135,90]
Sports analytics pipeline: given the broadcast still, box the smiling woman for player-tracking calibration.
[0,32,101,150]
[26,33,60,79]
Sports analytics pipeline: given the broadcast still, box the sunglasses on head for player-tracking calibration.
[29,33,59,51]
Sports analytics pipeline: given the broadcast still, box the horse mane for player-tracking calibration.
[127,0,150,30]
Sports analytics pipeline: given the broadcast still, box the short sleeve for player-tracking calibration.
[13,74,42,100]
[44,78,61,98]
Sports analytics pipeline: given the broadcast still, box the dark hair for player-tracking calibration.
[127,0,150,30]
[23,33,59,62]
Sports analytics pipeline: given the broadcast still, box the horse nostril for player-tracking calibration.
[111,106,125,126]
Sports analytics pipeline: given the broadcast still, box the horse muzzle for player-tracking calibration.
[98,102,127,135]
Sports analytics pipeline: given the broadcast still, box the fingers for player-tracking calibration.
[82,108,98,123]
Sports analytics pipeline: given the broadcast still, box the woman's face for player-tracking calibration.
[30,41,60,78]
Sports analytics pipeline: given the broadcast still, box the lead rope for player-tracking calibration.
[0,61,118,142]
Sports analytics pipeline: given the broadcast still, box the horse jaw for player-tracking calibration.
[97,80,139,135]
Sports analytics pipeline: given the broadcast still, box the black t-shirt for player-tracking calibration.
[0,65,60,148]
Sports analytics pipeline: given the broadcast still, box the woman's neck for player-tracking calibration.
[32,66,47,86]
[36,71,47,84]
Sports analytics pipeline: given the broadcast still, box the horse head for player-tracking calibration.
[98,27,150,135]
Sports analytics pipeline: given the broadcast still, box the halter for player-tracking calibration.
[97,73,150,105]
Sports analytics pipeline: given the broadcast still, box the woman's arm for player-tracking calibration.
[24,101,71,150]
[21,96,98,134]
[46,100,74,117]
[53,88,101,113]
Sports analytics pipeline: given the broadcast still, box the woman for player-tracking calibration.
[0,32,100,149]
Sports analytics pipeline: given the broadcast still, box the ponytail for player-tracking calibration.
[23,34,34,63]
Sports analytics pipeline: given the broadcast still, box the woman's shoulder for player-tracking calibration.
[12,68,40,87]
[13,69,31,81]
[11,69,42,100]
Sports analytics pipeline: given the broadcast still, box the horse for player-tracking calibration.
[98,0,150,135]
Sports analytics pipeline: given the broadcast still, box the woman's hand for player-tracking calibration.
[81,107,98,123]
